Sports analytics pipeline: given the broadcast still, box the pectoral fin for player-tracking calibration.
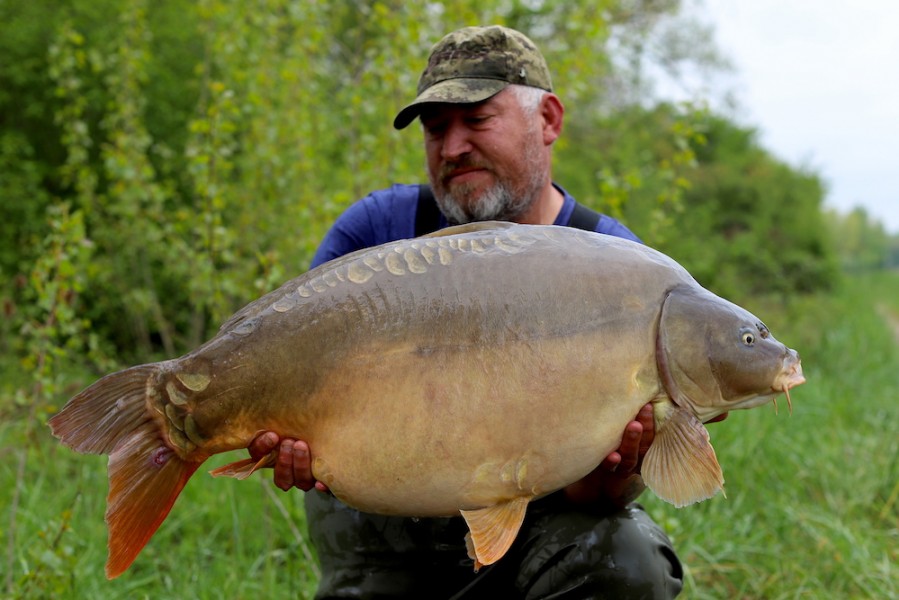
[642,406,724,507]
[460,496,530,571]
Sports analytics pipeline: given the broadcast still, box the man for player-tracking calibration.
[250,25,687,599]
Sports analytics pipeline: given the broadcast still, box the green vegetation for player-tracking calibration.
[2,0,898,598]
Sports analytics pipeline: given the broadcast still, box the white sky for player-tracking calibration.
[698,0,899,233]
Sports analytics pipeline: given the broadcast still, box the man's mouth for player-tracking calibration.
[444,167,487,185]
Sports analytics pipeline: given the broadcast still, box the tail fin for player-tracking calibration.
[49,364,204,578]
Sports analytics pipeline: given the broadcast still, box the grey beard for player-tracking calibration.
[434,181,531,225]
[433,163,547,225]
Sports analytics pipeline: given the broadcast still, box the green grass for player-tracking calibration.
[3,273,898,598]
[2,406,320,598]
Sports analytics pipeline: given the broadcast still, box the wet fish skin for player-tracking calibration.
[49,222,804,578]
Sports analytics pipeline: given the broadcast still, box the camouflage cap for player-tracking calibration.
[393,25,553,130]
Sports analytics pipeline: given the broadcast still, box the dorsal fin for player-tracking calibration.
[419,221,517,238]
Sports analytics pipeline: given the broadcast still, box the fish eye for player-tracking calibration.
[741,329,756,346]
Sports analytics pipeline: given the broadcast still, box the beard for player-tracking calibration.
[435,178,531,225]
[430,143,548,225]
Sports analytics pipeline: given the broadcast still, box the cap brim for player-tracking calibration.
[393,78,510,130]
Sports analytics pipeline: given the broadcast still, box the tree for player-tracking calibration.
[826,207,895,272]
[659,115,839,298]
[1,0,836,366]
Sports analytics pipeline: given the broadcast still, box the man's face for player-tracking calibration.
[420,88,549,224]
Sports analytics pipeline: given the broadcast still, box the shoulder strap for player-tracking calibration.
[415,184,442,237]
[567,202,602,232]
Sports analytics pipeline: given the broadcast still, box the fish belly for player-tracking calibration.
[304,330,655,517]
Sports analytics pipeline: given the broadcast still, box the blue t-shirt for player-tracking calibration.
[311,183,640,268]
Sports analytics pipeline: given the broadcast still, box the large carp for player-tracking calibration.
[50,222,805,579]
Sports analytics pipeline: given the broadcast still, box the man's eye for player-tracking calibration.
[424,123,446,137]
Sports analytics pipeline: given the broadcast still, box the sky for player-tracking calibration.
[695,0,899,233]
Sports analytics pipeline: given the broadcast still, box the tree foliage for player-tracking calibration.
[1,0,841,366]
[657,115,841,299]
[826,206,899,272]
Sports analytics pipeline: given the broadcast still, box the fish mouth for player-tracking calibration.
[772,353,805,415]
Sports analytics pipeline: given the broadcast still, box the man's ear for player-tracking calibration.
[540,93,564,145]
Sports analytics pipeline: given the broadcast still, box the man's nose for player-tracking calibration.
[440,122,473,160]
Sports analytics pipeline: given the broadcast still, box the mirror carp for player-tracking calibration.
[50,222,805,578]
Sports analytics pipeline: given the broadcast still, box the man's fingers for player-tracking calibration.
[636,404,654,456]
[249,431,279,461]
[291,440,315,491]
[274,439,298,491]
[271,439,319,492]
[616,421,643,473]
[600,452,622,472]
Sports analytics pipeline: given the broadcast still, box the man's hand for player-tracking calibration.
[563,403,654,509]
[563,405,730,510]
[247,432,329,493]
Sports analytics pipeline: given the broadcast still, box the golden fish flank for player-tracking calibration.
[48,222,805,579]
